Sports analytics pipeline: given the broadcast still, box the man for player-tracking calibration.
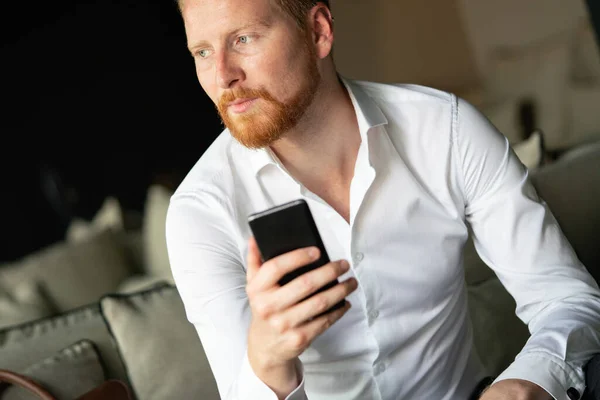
[165,0,600,399]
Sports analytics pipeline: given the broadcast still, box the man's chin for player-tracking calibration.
[220,100,296,148]
[228,122,285,149]
[232,134,278,150]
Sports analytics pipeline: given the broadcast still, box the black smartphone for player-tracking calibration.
[247,199,345,315]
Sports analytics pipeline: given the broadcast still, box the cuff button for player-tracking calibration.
[567,387,580,400]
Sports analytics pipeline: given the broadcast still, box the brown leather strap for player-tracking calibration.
[0,369,57,400]
[77,380,133,400]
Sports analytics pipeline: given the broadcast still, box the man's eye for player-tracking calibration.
[238,35,251,44]
[197,49,210,58]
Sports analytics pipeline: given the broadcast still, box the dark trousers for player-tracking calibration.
[469,354,600,400]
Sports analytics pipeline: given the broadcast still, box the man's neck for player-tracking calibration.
[269,76,361,221]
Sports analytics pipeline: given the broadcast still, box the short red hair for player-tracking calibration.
[274,0,331,31]
[176,0,331,31]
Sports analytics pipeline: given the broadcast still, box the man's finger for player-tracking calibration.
[263,260,352,317]
[285,301,351,350]
[249,246,320,292]
[279,277,357,327]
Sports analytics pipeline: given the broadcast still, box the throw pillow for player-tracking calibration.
[513,130,544,170]
[2,340,106,400]
[0,303,128,385]
[142,184,175,283]
[100,283,220,400]
[0,281,55,330]
[116,274,171,294]
[0,229,134,312]
[66,196,124,243]
[484,33,571,150]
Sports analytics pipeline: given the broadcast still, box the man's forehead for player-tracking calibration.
[182,0,277,22]
[182,0,279,40]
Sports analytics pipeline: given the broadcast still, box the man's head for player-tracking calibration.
[178,0,335,149]
[178,0,331,29]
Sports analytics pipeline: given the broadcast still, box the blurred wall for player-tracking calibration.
[458,0,589,72]
[331,0,481,94]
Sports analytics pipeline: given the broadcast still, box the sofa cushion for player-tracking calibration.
[100,283,219,400]
[0,229,134,312]
[467,277,530,377]
[3,340,106,400]
[0,303,128,385]
[0,281,55,330]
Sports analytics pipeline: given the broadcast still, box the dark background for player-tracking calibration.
[0,0,599,263]
[1,0,223,262]
[589,0,600,45]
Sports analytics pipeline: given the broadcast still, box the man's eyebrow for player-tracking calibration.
[187,19,272,54]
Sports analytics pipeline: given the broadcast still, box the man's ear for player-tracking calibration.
[309,4,334,59]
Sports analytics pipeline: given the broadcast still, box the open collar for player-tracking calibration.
[248,76,388,176]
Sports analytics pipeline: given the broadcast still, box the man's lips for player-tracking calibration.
[227,98,257,113]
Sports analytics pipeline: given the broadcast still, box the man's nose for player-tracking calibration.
[215,52,244,89]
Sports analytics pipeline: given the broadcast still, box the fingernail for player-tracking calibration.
[341,260,350,271]
[308,247,319,259]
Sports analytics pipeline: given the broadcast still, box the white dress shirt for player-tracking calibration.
[165,77,600,400]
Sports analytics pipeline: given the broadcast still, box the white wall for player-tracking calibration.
[330,0,481,93]
[329,0,592,95]
[458,0,589,72]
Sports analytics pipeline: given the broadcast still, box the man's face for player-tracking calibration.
[181,0,321,149]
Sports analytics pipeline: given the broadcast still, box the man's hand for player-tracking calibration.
[480,379,552,400]
[245,237,357,399]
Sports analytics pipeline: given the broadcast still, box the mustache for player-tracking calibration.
[218,87,278,108]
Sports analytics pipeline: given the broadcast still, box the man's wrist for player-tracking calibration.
[248,352,299,399]
[480,379,552,400]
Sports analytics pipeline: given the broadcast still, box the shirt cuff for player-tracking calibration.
[286,358,307,400]
[493,352,585,400]
[237,351,307,400]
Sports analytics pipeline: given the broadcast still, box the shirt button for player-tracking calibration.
[353,252,364,265]
[368,310,379,323]
[567,387,580,400]
[374,363,386,375]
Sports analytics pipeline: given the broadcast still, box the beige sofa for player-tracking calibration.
[0,141,598,399]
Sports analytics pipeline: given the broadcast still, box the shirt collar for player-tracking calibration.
[248,76,388,176]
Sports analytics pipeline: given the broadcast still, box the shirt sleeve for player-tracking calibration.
[453,97,600,399]
[165,189,308,400]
